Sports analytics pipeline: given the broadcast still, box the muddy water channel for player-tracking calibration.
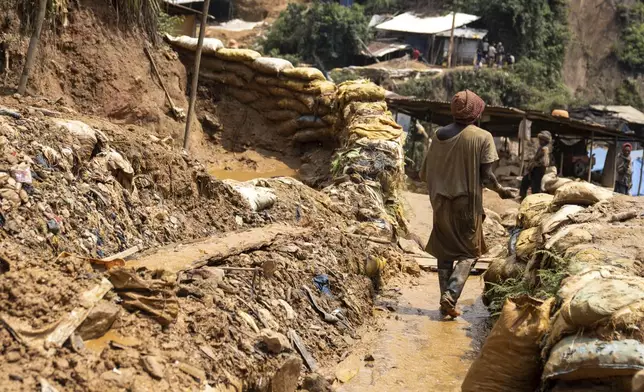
[336,274,489,391]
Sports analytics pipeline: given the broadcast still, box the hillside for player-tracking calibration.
[563,0,639,106]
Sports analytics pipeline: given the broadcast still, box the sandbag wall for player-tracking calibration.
[330,80,406,233]
[166,35,337,144]
[482,176,644,390]
[166,35,407,234]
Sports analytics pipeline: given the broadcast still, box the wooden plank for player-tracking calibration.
[288,329,318,372]
[126,224,308,274]
[415,257,489,272]
[1,278,113,349]
[102,245,141,261]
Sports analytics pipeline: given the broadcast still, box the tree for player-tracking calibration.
[18,0,47,94]
[262,2,370,69]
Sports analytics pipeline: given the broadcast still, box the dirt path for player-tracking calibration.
[335,192,489,391]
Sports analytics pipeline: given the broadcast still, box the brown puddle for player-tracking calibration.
[336,274,489,392]
[85,330,141,353]
[208,167,299,182]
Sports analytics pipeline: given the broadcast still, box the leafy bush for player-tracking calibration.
[157,12,184,35]
[617,3,644,72]
[262,2,370,69]
[358,0,402,14]
[615,78,644,108]
[395,61,570,111]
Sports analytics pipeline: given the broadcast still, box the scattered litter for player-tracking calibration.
[313,274,332,296]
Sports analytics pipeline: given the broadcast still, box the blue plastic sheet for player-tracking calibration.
[592,147,643,196]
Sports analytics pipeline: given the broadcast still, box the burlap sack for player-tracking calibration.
[462,296,554,392]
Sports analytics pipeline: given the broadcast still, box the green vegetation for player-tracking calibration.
[486,250,567,315]
[456,0,569,73]
[617,3,644,72]
[396,62,570,111]
[262,3,370,69]
[615,78,644,108]
[157,12,184,36]
[389,0,570,111]
[358,0,402,14]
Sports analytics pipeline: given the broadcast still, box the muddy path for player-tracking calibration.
[333,192,490,391]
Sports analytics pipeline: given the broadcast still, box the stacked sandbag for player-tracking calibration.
[463,296,554,392]
[165,34,337,143]
[329,80,406,232]
[542,274,644,384]
[478,178,644,390]
[540,166,572,194]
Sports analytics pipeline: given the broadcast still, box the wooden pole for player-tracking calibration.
[587,131,594,182]
[18,0,48,94]
[613,137,618,188]
[447,11,457,68]
[638,148,643,196]
[183,0,212,150]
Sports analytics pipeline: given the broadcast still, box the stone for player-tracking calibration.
[5,351,21,363]
[177,362,206,382]
[141,356,164,380]
[257,308,279,330]
[76,301,121,340]
[54,358,70,370]
[259,329,291,354]
[100,368,134,388]
[270,356,302,392]
[302,373,332,392]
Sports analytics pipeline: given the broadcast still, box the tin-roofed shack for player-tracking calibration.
[372,12,487,65]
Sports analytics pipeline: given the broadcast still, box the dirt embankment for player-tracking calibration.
[1,0,222,161]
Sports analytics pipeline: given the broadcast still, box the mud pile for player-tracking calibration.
[481,171,644,390]
[0,96,416,391]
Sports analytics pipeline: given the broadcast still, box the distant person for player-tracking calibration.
[481,37,489,59]
[496,42,505,68]
[615,143,633,195]
[506,53,516,68]
[475,48,483,70]
[487,43,497,68]
[405,120,429,176]
[412,48,421,61]
[421,90,514,319]
[520,131,552,199]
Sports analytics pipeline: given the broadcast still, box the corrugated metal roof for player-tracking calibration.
[589,105,644,125]
[435,28,488,39]
[375,12,480,35]
[362,41,411,57]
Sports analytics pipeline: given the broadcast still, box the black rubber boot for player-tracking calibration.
[437,268,452,297]
[440,259,475,318]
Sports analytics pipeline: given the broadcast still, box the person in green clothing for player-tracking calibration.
[420,90,515,318]
[615,143,633,195]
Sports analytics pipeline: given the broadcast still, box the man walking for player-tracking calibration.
[519,131,553,199]
[615,143,633,195]
[421,90,514,318]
